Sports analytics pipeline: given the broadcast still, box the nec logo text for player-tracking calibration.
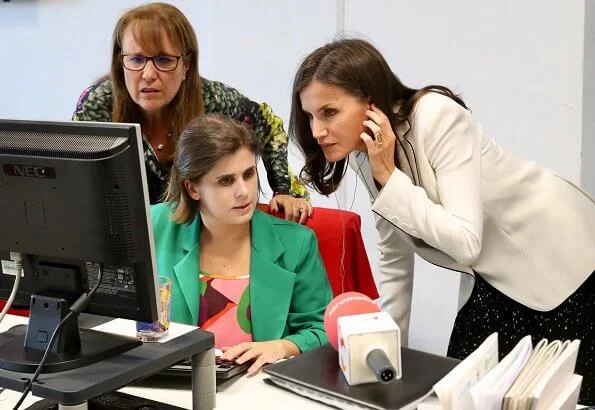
[3,164,56,179]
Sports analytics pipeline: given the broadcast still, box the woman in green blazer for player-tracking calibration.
[151,114,332,374]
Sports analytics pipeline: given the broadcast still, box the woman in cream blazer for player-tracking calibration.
[289,38,594,403]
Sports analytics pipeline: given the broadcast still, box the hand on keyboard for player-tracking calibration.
[220,340,300,375]
[164,353,251,380]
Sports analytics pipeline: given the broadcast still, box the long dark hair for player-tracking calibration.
[289,38,467,195]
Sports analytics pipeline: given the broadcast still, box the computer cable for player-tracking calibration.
[0,252,24,324]
[13,264,104,410]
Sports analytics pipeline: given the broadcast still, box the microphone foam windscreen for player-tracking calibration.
[323,291,380,350]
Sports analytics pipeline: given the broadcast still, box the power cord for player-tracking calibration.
[0,252,24,324]
[13,264,104,410]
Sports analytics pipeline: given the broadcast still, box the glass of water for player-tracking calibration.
[136,276,172,342]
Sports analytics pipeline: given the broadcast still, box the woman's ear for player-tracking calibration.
[184,180,200,201]
[182,61,189,80]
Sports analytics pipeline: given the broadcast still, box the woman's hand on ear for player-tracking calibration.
[360,104,397,187]
[269,195,313,224]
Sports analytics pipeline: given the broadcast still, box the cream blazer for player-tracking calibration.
[349,92,595,345]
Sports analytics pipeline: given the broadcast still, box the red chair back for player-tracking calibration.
[258,204,378,299]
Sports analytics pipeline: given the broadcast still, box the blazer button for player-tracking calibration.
[392,216,399,223]
[381,207,389,214]
[411,229,419,236]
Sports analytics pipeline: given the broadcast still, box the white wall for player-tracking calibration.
[583,0,595,196]
[0,0,590,355]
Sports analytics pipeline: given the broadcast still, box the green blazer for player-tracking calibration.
[150,204,332,353]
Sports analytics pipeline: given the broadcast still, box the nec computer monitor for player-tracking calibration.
[0,119,160,372]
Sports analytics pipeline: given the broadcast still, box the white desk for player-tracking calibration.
[1,315,587,410]
[0,314,325,409]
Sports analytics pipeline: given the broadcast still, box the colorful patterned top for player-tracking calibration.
[198,272,253,349]
[72,76,307,204]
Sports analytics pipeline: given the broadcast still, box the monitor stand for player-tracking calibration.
[0,294,141,373]
[0,314,216,409]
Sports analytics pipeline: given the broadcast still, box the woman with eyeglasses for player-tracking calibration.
[72,2,312,223]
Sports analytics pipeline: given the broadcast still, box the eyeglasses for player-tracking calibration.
[121,54,183,72]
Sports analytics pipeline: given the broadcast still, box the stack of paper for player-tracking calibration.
[503,339,581,410]
[427,333,583,410]
[433,333,499,410]
[469,335,533,410]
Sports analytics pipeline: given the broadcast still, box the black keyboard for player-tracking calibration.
[161,356,251,380]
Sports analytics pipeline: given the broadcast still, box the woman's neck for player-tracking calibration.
[199,219,251,249]
[142,110,174,162]
[141,110,170,138]
[199,219,251,277]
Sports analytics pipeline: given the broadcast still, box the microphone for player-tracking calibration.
[324,292,402,385]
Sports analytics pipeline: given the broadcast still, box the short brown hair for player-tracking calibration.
[110,3,203,151]
[165,115,260,224]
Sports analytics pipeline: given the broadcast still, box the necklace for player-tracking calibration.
[155,132,172,151]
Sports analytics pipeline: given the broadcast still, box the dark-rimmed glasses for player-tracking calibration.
[121,54,183,72]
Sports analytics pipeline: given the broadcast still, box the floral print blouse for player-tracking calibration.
[72,76,307,204]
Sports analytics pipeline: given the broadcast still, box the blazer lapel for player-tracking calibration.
[351,152,379,198]
[249,210,296,342]
[173,217,200,325]
[395,120,421,186]
[170,209,297,335]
